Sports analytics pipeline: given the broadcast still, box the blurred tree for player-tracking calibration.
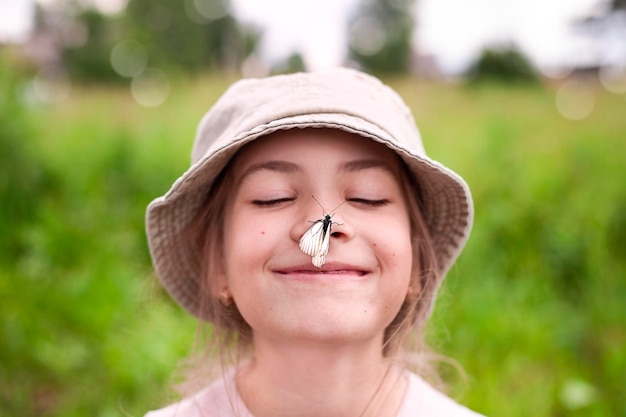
[572,0,626,65]
[123,0,256,73]
[271,52,306,74]
[38,0,261,82]
[347,0,415,74]
[63,9,121,82]
[465,45,539,85]
[607,0,626,10]
[575,0,626,29]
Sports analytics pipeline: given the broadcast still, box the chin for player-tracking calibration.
[270,306,392,346]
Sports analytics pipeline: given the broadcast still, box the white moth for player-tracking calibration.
[299,196,346,268]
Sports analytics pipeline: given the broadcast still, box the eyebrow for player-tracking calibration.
[340,159,397,176]
[237,160,301,185]
[237,158,397,186]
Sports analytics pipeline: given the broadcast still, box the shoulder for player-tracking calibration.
[397,372,487,417]
[143,371,251,417]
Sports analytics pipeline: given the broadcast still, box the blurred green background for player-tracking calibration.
[1,0,625,416]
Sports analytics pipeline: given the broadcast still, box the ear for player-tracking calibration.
[218,285,234,307]
[406,276,422,302]
[207,252,228,297]
[209,269,228,297]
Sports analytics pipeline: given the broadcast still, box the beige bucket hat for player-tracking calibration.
[146,68,473,320]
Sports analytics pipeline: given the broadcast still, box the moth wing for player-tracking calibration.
[312,252,326,268]
[311,230,331,268]
[299,221,325,256]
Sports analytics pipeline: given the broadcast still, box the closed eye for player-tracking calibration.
[251,197,294,206]
[347,198,389,207]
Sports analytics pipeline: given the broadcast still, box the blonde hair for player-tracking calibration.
[173,137,444,395]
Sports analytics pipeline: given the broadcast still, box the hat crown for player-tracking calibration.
[191,68,425,164]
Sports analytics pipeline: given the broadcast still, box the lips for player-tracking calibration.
[273,262,370,281]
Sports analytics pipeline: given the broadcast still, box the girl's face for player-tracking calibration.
[221,129,413,349]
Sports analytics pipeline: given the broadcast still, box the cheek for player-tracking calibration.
[374,235,413,326]
[370,215,414,290]
[224,221,263,266]
[385,239,413,288]
[223,210,286,275]
[373,217,412,261]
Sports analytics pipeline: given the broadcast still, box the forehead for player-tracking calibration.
[231,128,402,172]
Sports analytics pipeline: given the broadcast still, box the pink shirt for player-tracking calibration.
[145,371,486,417]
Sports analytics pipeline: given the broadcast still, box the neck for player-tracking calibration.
[236,337,408,417]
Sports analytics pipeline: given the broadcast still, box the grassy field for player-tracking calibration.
[1,70,625,417]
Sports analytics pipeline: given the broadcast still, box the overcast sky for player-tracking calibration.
[1,0,622,74]
[231,0,613,73]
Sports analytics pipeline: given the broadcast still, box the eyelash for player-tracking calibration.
[252,197,388,207]
[251,197,294,206]
[347,198,389,207]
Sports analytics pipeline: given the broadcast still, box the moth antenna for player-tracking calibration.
[329,199,348,215]
[311,195,325,213]
[311,195,347,215]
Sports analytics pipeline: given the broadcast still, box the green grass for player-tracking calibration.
[1,71,624,417]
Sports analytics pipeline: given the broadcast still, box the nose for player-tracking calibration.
[327,211,350,241]
[290,196,353,244]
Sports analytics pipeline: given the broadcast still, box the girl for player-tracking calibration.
[145,68,484,416]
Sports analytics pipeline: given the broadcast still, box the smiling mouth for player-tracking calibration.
[274,263,369,281]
